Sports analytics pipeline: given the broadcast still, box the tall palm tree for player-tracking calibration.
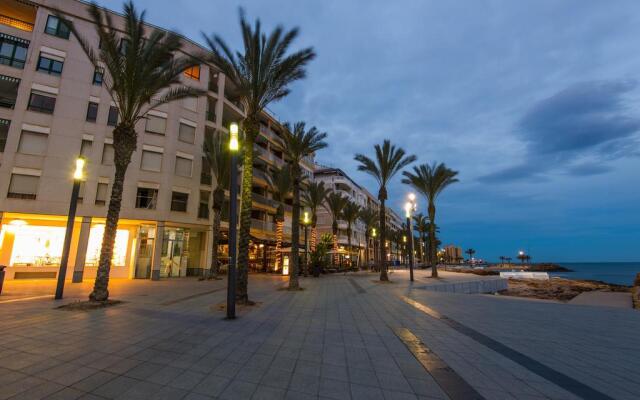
[354,140,416,281]
[413,213,429,264]
[302,181,331,253]
[202,131,231,280]
[268,166,292,273]
[342,201,362,268]
[402,163,459,278]
[204,11,315,303]
[465,248,476,261]
[281,122,327,289]
[66,2,203,301]
[324,191,347,267]
[359,207,377,267]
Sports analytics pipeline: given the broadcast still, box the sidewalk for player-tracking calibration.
[1,270,639,399]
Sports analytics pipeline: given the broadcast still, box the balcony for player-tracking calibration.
[0,13,32,31]
[251,219,275,232]
[0,0,36,32]
[252,192,279,209]
[254,144,285,167]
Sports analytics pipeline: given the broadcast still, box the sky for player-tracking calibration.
[97,0,640,262]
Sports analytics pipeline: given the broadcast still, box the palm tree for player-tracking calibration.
[268,166,292,273]
[342,201,362,268]
[302,181,331,253]
[202,131,231,280]
[359,207,378,267]
[466,248,476,261]
[281,122,327,289]
[402,163,458,278]
[324,191,347,267]
[355,140,416,281]
[204,11,315,303]
[66,2,203,301]
[413,213,429,264]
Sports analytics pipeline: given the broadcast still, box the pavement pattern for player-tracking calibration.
[0,269,639,399]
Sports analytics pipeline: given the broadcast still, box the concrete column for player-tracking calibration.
[72,217,92,283]
[150,221,165,280]
[203,227,214,277]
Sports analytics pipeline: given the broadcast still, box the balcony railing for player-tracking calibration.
[0,14,34,32]
[251,219,275,232]
[252,192,279,209]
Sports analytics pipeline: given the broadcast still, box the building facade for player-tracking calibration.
[0,0,310,280]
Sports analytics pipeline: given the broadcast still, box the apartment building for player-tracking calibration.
[0,0,311,280]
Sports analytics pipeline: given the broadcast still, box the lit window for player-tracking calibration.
[36,53,63,75]
[85,225,129,267]
[44,15,70,39]
[18,131,48,155]
[178,122,195,143]
[7,225,65,266]
[141,150,163,172]
[171,191,188,212]
[175,156,192,177]
[7,173,39,199]
[145,115,166,135]
[86,102,98,122]
[184,65,200,80]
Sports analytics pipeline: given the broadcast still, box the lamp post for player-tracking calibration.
[227,122,239,319]
[55,158,85,300]
[303,211,310,276]
[405,193,417,282]
[371,227,377,271]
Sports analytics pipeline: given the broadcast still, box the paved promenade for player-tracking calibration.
[0,270,639,399]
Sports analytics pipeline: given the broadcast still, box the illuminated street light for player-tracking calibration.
[405,193,417,282]
[227,122,240,319]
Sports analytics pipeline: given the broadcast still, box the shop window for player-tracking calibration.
[198,190,210,219]
[44,15,70,39]
[86,102,98,122]
[92,67,104,86]
[102,143,114,165]
[7,173,39,199]
[85,225,129,267]
[95,182,108,205]
[174,156,192,177]
[0,35,29,69]
[178,122,195,143]
[79,139,92,158]
[171,191,188,212]
[141,150,162,172]
[36,53,64,75]
[0,118,9,152]
[18,131,48,155]
[136,187,158,209]
[27,91,56,114]
[8,226,65,266]
[145,115,166,134]
[107,106,118,126]
[184,65,200,80]
[0,75,20,108]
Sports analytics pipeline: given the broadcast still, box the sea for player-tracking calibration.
[550,262,640,286]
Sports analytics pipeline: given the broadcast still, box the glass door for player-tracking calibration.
[134,225,155,279]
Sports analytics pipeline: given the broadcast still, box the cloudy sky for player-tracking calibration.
[99,0,640,262]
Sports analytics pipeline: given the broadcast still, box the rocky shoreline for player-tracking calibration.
[498,277,630,302]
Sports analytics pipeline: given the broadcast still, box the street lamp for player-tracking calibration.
[55,157,85,300]
[303,211,310,276]
[227,122,239,319]
[405,193,417,282]
[371,227,377,270]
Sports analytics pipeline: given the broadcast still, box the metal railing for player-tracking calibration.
[252,192,279,209]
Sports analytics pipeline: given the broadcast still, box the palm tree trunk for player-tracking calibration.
[379,196,388,281]
[347,225,352,270]
[90,124,135,302]
[236,122,256,304]
[289,179,301,289]
[207,189,224,279]
[275,220,283,270]
[428,201,437,278]
[310,225,317,252]
[364,233,370,268]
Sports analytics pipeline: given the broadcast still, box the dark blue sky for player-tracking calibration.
[98,0,640,262]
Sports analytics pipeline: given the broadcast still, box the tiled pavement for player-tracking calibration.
[0,270,639,399]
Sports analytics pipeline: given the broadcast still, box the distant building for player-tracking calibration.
[443,245,463,263]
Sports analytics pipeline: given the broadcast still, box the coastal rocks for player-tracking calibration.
[499,277,630,302]
[633,273,640,309]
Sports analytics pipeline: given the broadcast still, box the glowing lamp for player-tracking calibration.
[303,211,310,225]
[404,201,412,218]
[229,122,239,151]
[74,158,85,180]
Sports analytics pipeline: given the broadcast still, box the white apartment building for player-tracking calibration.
[0,0,312,280]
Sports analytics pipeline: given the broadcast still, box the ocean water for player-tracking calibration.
[550,262,640,286]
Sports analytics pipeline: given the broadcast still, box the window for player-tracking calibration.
[86,102,98,122]
[18,131,48,155]
[175,156,192,177]
[7,173,39,199]
[0,35,29,69]
[171,191,188,212]
[95,182,108,205]
[44,16,70,39]
[136,187,158,209]
[198,190,210,219]
[141,150,162,172]
[102,143,114,165]
[178,123,196,143]
[145,115,166,135]
[200,156,212,185]
[27,92,56,114]
[184,65,200,80]
[107,106,118,126]
[0,75,20,108]
[0,119,9,152]
[92,67,104,86]
[36,54,63,75]
[80,139,92,158]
